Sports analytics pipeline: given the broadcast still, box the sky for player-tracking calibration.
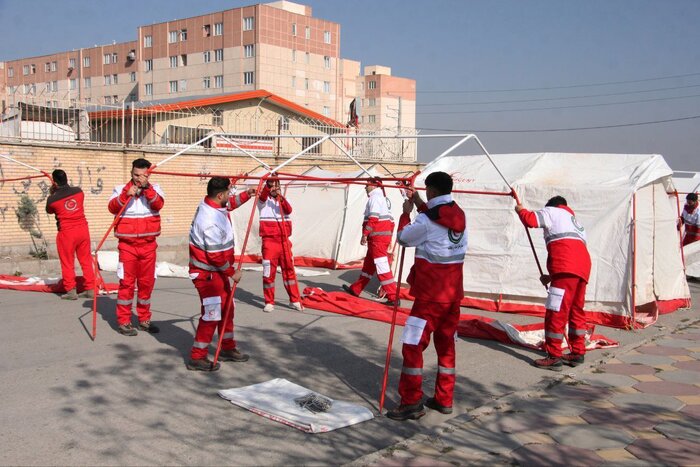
[1,0,699,169]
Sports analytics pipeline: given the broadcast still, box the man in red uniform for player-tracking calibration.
[680,193,699,247]
[187,177,255,371]
[342,177,397,304]
[516,196,592,371]
[257,177,303,313]
[387,172,467,421]
[45,169,95,300]
[107,158,164,336]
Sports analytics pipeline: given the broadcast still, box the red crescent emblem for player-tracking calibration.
[65,199,78,211]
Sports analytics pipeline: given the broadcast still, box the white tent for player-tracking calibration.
[400,153,691,329]
[672,171,700,195]
[231,166,406,268]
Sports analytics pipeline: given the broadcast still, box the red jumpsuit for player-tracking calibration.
[46,185,95,292]
[257,185,300,305]
[108,181,165,326]
[189,192,251,359]
[396,195,467,408]
[518,204,592,358]
[347,188,397,297]
[681,204,700,246]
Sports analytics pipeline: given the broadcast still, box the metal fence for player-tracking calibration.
[1,93,417,162]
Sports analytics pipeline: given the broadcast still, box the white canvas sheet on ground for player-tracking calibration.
[401,153,690,325]
[218,378,374,433]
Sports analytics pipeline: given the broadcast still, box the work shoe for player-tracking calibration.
[186,358,220,372]
[424,397,453,414]
[78,289,94,299]
[138,321,160,334]
[562,353,585,367]
[382,298,397,307]
[341,284,359,297]
[117,323,138,336]
[219,348,250,362]
[290,302,304,312]
[533,355,563,372]
[386,402,426,421]
[61,289,78,300]
[263,303,275,313]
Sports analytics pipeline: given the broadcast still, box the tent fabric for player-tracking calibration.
[232,167,405,269]
[0,274,118,294]
[685,241,700,279]
[218,378,374,433]
[400,153,691,329]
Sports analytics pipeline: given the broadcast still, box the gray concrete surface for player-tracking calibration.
[0,266,697,465]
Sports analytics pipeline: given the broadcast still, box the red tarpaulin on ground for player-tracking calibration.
[0,275,118,294]
[302,287,618,351]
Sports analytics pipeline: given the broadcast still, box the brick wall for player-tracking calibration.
[0,141,421,255]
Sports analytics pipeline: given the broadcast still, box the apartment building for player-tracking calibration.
[1,1,415,134]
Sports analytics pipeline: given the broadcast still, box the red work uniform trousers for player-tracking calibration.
[261,236,301,305]
[348,237,397,297]
[190,272,236,359]
[56,226,95,292]
[544,273,588,358]
[116,239,157,326]
[399,299,461,407]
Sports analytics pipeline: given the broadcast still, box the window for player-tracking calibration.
[244,44,255,58]
[170,56,178,68]
[203,24,211,37]
[323,106,330,117]
[84,77,91,88]
[305,52,310,64]
[180,29,187,41]
[292,49,296,62]
[169,31,178,43]
[104,75,112,85]
[215,75,223,88]
[130,72,136,82]
[214,22,223,36]
[368,80,376,89]
[324,56,331,69]
[180,54,187,66]
[45,63,51,72]
[8,67,13,78]
[145,59,153,71]
[243,16,254,31]
[113,74,118,84]
[70,79,77,90]
[203,51,211,63]
[144,35,152,47]
[304,78,309,90]
[104,96,112,104]
[302,136,321,154]
[305,26,310,39]
[50,61,56,71]
[324,31,331,44]
[145,83,153,96]
[215,49,223,61]
[23,84,31,94]
[23,65,29,75]
[243,71,254,85]
[83,56,90,68]
[291,76,296,88]
[85,97,91,103]
[103,54,111,65]
[70,98,77,107]
[323,81,330,93]
[368,115,376,123]
[51,81,58,91]
[179,79,187,91]
[31,64,36,74]
[292,23,297,36]
[213,109,223,126]
[113,95,119,103]
[203,76,211,89]
[169,80,178,93]
[368,98,376,106]
[112,53,118,63]
[45,82,51,92]
[69,58,76,69]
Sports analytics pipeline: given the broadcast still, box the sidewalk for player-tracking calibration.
[352,321,700,466]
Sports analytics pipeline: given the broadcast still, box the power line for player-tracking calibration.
[415,84,700,107]
[417,114,700,133]
[414,93,700,115]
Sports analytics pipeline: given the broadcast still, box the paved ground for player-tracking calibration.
[0,264,698,465]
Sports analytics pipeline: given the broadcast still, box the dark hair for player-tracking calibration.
[132,158,152,170]
[688,193,698,202]
[368,176,382,186]
[52,169,68,186]
[546,196,568,207]
[424,171,453,195]
[207,177,231,197]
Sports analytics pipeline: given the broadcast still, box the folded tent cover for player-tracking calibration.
[400,152,691,329]
[231,165,405,268]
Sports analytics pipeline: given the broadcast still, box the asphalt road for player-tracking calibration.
[1,269,698,465]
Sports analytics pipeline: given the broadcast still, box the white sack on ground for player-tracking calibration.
[218,378,374,433]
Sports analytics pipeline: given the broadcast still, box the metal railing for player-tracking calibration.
[1,93,418,162]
